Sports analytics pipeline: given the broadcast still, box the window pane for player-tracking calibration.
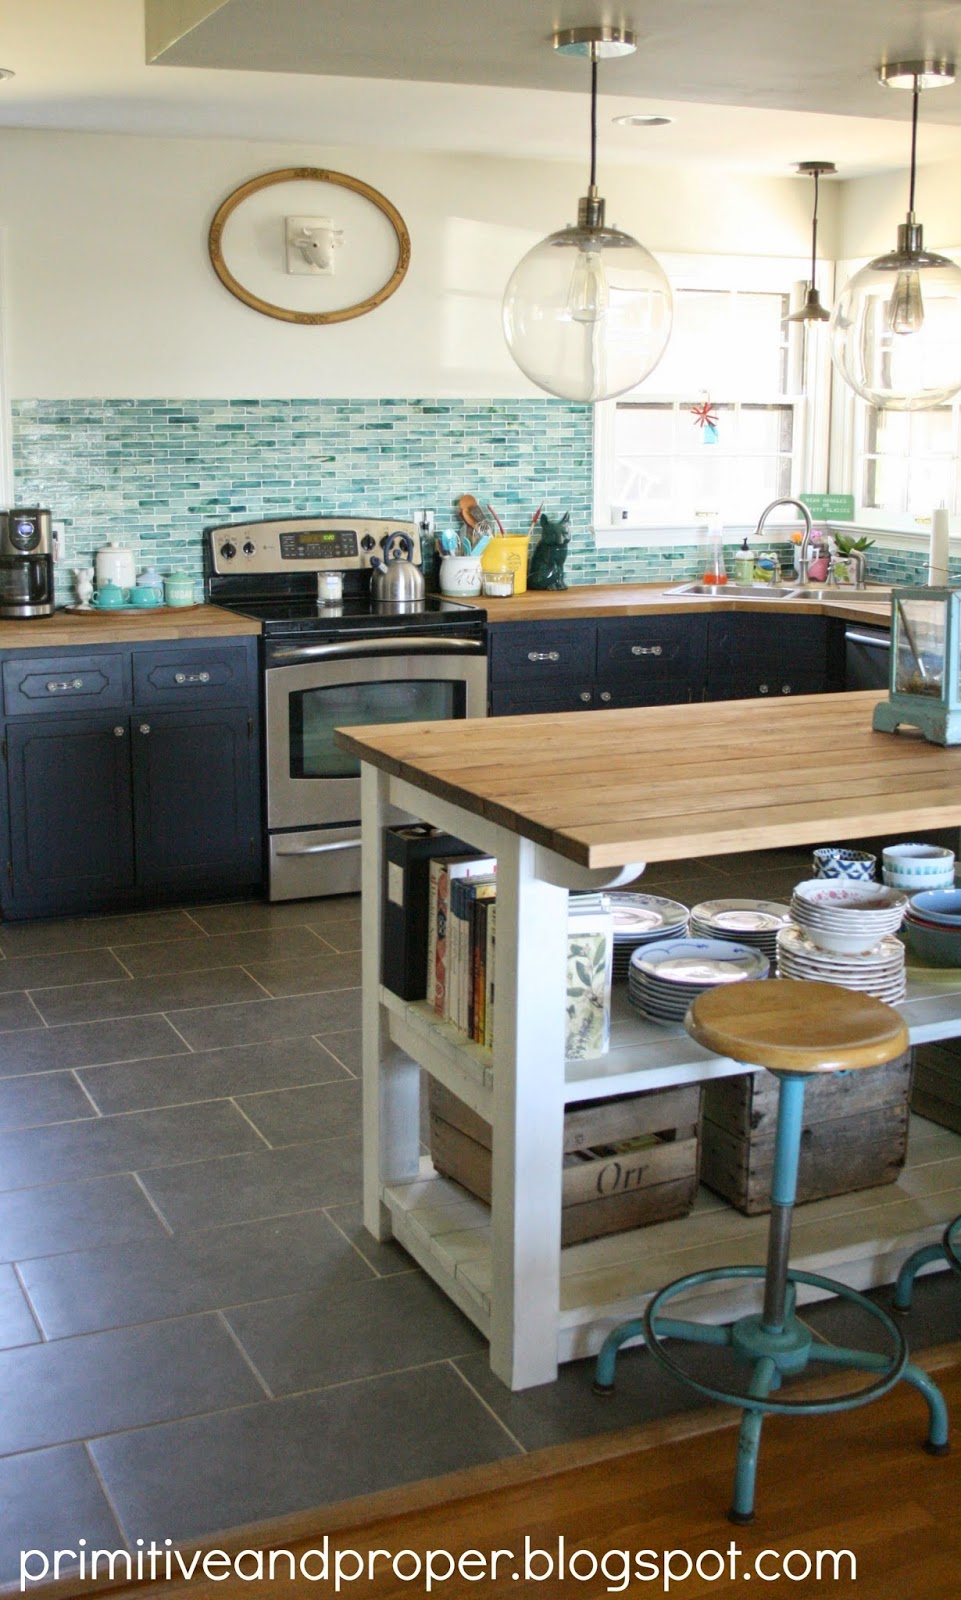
[737,404,794,452]
[614,402,674,454]
[636,289,789,396]
[905,459,954,513]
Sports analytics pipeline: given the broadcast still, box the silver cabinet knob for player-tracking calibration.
[579,690,591,703]
[781,684,793,694]
[113,726,125,737]
[758,683,770,694]
[599,691,612,702]
[139,722,151,735]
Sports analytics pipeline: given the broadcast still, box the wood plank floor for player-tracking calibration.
[58,1345,961,1600]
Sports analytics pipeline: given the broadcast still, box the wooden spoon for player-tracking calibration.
[458,494,482,528]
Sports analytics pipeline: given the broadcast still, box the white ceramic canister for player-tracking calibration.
[439,554,482,597]
[95,541,136,590]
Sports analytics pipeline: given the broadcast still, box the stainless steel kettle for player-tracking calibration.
[371,533,425,606]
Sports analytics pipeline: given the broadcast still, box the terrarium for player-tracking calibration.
[873,587,961,744]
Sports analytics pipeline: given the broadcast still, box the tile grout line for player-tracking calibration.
[9,1259,49,1344]
[215,1310,275,1399]
[443,1360,529,1454]
[320,1204,416,1281]
[82,1440,134,1553]
[228,1098,273,1149]
[131,1170,176,1237]
[71,1068,106,1119]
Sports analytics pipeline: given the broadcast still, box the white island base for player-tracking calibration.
[360,763,961,1392]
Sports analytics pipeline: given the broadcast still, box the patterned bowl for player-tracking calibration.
[811,847,877,881]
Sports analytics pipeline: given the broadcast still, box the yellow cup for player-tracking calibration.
[481,535,529,594]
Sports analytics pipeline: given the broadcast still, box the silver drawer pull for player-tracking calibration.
[630,644,663,656]
[527,650,560,662]
[46,678,84,692]
[174,670,211,684]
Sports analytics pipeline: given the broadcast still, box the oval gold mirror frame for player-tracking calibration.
[208,167,411,325]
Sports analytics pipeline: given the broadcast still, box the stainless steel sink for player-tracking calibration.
[664,582,802,598]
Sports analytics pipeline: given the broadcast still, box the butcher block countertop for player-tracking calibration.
[0,604,261,649]
[470,582,893,626]
[337,690,961,871]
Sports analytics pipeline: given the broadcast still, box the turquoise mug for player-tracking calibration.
[130,585,161,607]
[92,581,128,609]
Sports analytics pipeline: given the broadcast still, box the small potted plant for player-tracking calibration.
[831,530,875,586]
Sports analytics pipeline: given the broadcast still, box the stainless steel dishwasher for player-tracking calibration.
[844,623,891,691]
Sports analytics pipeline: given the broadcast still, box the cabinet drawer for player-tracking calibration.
[132,643,254,708]
[595,680,693,709]
[596,615,707,682]
[2,653,127,717]
[490,681,594,716]
[708,613,828,672]
[489,621,596,684]
[704,670,831,702]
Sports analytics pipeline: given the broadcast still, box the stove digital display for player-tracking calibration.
[279,529,358,560]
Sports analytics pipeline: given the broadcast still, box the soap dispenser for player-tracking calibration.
[734,537,754,583]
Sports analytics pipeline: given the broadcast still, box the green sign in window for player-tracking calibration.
[800,493,856,521]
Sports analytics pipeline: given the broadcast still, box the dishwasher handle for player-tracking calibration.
[844,629,891,650]
[269,636,486,663]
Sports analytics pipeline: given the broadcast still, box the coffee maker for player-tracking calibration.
[0,508,55,618]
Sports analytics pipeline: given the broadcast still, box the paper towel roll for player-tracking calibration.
[929,507,951,585]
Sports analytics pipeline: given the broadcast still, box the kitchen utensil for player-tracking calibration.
[458,495,482,528]
[486,503,506,535]
[371,532,426,605]
[438,530,460,556]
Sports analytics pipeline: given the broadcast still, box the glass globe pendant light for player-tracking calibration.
[502,26,673,403]
[787,161,835,324]
[829,61,961,410]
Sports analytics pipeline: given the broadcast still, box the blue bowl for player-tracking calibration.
[902,917,961,968]
[909,889,961,927]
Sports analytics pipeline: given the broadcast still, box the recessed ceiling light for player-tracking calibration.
[612,113,674,127]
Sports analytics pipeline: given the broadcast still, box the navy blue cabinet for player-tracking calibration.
[0,636,262,919]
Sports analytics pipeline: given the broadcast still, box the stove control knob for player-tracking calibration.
[360,535,375,551]
[242,541,255,556]
[379,534,390,548]
[220,542,236,560]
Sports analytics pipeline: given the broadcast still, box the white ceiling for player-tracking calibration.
[3,0,961,176]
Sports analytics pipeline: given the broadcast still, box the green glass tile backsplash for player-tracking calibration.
[11,397,934,601]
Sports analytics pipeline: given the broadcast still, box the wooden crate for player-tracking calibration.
[427,1078,701,1247]
[699,1052,912,1216]
[912,1038,961,1133]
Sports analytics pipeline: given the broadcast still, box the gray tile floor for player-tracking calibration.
[0,850,957,1580]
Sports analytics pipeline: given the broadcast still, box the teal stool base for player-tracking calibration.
[893,1213,961,1314]
[595,1264,948,1524]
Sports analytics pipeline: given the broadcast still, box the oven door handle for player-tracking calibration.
[274,839,361,856]
[269,636,485,663]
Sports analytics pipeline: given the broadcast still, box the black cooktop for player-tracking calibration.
[215,593,486,638]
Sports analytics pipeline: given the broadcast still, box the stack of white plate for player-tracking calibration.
[776,925,906,1002]
[789,879,908,956]
[602,893,689,981]
[689,898,790,964]
[628,938,770,1024]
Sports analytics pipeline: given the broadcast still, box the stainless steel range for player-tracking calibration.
[204,516,487,900]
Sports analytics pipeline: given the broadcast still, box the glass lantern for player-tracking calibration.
[873,586,961,744]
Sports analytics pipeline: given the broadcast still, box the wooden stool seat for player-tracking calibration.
[685,978,910,1076]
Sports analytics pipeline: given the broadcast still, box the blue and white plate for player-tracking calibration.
[627,938,769,1023]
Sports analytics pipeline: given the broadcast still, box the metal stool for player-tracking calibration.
[594,979,949,1524]
[893,1214,961,1312]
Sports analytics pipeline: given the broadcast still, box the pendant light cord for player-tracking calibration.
[909,77,920,213]
[810,169,820,286]
[589,56,598,190]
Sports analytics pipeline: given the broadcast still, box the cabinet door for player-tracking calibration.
[488,620,596,685]
[4,715,134,914]
[131,708,260,892]
[706,614,843,700]
[595,615,707,701]
[490,681,594,716]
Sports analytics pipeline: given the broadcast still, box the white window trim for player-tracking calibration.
[592,251,834,547]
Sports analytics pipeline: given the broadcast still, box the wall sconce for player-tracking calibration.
[285,216,344,276]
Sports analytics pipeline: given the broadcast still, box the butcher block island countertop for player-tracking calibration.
[0,603,261,649]
[337,689,961,872]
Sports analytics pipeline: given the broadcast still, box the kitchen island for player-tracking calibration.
[341,691,961,1391]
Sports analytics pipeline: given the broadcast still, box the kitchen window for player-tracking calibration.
[593,253,832,542]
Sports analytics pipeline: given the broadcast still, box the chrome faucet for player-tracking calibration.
[753,498,813,583]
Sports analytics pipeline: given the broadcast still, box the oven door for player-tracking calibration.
[264,636,487,832]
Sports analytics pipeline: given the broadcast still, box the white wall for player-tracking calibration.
[0,129,836,399]
[839,156,961,260]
